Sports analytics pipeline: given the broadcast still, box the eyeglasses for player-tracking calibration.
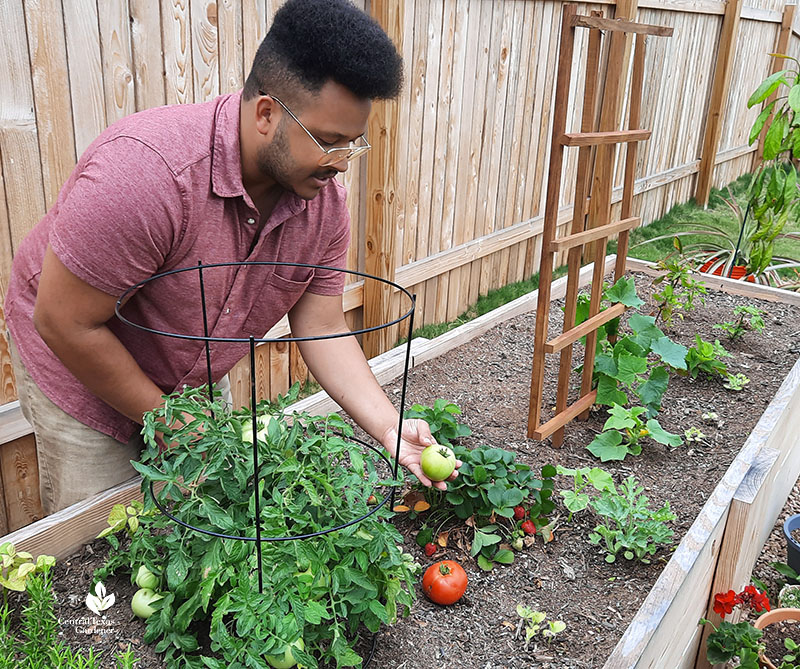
[259,90,371,167]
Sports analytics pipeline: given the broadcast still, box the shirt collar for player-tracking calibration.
[210,90,307,218]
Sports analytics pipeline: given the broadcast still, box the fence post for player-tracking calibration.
[752,2,796,170]
[363,0,402,360]
[695,0,743,208]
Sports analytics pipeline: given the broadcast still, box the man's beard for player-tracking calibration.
[255,122,338,199]
[255,120,296,194]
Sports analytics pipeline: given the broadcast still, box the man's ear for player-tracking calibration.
[254,96,280,137]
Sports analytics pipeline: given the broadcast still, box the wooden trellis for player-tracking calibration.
[527,4,673,445]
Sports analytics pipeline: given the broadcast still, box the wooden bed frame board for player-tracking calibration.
[604,353,800,668]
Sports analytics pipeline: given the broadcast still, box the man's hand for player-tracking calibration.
[380,419,462,491]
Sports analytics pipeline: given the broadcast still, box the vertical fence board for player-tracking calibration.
[0,1,47,255]
[161,0,194,104]
[99,0,136,127]
[24,0,75,210]
[192,0,220,101]
[218,0,244,93]
[130,0,167,111]
[63,0,106,156]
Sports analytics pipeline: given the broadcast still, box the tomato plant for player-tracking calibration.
[420,444,456,481]
[422,560,468,605]
[95,384,418,669]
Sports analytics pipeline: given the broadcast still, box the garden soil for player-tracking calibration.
[16,270,800,669]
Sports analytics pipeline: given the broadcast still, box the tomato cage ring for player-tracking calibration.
[115,260,416,594]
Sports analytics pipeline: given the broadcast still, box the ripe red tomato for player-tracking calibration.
[422,560,468,605]
[513,506,527,520]
[424,543,437,557]
[521,520,536,535]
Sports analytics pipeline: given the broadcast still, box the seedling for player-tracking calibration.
[515,605,566,650]
[684,426,706,444]
[684,335,731,380]
[714,305,767,339]
[652,251,707,326]
[723,372,751,391]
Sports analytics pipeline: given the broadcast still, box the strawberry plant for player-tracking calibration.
[403,399,471,446]
[95,385,417,669]
[423,445,556,570]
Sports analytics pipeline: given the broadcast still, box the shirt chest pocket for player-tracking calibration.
[241,265,314,338]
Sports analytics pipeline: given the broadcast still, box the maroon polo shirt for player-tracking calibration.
[5,91,350,442]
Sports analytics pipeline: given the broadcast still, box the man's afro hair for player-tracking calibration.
[249,0,403,100]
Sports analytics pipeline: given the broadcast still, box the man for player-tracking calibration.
[5,0,457,515]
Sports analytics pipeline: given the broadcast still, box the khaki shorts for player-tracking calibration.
[9,335,143,515]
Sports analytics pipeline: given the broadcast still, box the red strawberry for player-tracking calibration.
[424,542,437,557]
[521,520,536,535]
[513,506,527,520]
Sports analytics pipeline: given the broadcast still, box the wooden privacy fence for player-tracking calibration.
[0,1,799,530]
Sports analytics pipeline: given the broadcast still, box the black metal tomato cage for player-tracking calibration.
[115,261,416,599]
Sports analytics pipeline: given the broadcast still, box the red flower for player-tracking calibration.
[739,585,770,613]
[713,590,740,618]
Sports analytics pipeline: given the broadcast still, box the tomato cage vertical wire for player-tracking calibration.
[115,261,416,600]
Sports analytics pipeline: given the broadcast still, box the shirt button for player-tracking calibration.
[246,217,256,225]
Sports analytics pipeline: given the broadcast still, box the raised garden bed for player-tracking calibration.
[3,257,800,668]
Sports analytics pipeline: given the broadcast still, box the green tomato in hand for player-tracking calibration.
[265,637,304,669]
[135,565,159,590]
[420,444,456,481]
[130,588,163,619]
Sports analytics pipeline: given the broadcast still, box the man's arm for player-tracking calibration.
[288,290,459,489]
[33,245,167,424]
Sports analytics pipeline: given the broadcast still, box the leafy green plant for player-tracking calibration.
[555,465,615,521]
[405,401,556,570]
[0,542,55,592]
[779,583,800,609]
[651,249,708,326]
[714,305,767,340]
[683,334,731,380]
[684,426,706,444]
[588,476,676,563]
[515,605,566,650]
[593,312,687,416]
[723,372,751,391]
[586,404,682,462]
[776,637,800,669]
[96,384,417,669]
[403,399,471,446]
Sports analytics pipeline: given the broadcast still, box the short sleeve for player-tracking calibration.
[49,137,185,296]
